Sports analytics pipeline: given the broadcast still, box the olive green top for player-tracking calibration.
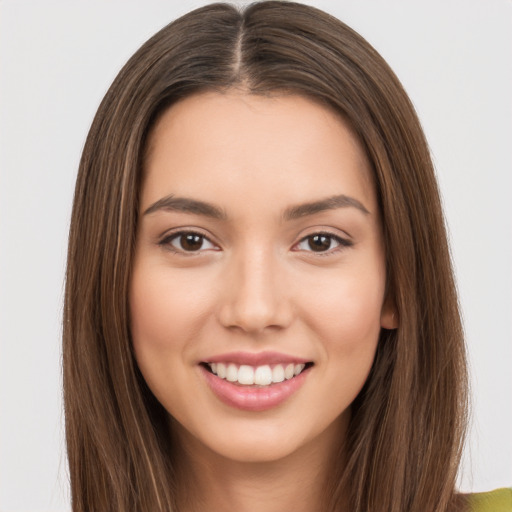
[469,488,512,511]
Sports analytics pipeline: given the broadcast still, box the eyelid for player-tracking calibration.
[158,228,220,255]
[157,227,352,256]
[292,230,353,255]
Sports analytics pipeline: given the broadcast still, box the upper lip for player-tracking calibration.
[202,351,312,366]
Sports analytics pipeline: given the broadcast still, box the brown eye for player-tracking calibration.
[162,231,217,253]
[308,234,332,252]
[179,233,204,251]
[295,232,352,254]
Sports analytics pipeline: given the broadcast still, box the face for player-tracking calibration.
[130,91,396,464]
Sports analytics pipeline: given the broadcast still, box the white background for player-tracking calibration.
[0,1,510,510]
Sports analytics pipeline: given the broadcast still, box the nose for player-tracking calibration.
[217,247,293,334]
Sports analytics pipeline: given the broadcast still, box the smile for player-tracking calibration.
[200,354,314,411]
[206,362,309,387]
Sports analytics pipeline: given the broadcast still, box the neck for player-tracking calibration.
[172,414,349,512]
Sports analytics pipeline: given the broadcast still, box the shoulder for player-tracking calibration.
[466,488,512,512]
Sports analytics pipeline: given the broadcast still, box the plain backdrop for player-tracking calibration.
[0,1,511,510]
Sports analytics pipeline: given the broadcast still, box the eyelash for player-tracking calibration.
[159,230,217,255]
[158,230,353,256]
[293,231,353,256]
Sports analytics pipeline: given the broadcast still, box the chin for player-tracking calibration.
[172,410,347,466]
[213,433,306,464]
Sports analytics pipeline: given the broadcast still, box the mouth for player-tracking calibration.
[199,351,314,411]
[201,361,314,387]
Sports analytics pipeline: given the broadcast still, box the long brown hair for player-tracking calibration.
[63,2,468,510]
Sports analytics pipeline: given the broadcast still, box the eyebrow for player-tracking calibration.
[283,194,370,220]
[143,195,227,219]
[143,193,369,220]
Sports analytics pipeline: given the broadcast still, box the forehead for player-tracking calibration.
[142,91,376,215]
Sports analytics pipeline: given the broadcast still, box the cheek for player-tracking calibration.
[297,258,386,399]
[129,263,207,392]
[304,266,386,344]
[305,273,384,410]
[129,268,173,393]
[130,263,212,348]
[130,271,177,352]
[129,262,218,415]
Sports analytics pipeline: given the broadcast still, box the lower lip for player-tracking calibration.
[200,365,310,412]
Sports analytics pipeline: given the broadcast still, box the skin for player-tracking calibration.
[130,91,397,512]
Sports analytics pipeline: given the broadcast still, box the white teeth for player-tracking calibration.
[226,363,238,382]
[294,363,305,376]
[238,365,254,385]
[217,362,226,379]
[272,364,285,383]
[254,365,272,386]
[207,361,309,386]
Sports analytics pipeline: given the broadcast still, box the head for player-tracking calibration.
[63,2,467,511]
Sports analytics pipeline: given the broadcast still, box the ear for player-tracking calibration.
[380,295,398,330]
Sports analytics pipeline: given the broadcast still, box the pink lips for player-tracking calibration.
[199,351,312,412]
[204,351,310,366]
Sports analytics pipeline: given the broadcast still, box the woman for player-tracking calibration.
[62,2,510,511]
